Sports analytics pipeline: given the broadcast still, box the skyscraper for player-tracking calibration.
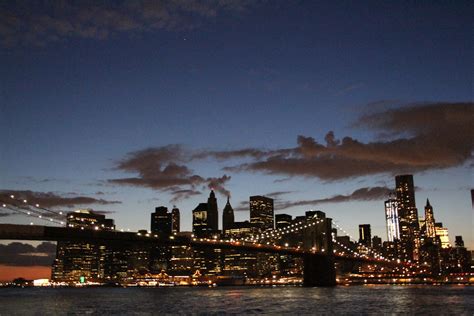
[207,190,219,232]
[151,207,172,272]
[151,206,172,237]
[192,203,211,238]
[52,210,115,283]
[171,207,180,233]
[358,224,371,247]
[250,195,274,231]
[395,174,420,261]
[424,199,436,239]
[222,196,234,233]
[435,223,450,248]
[385,198,400,242]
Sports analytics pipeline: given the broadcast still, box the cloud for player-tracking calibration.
[108,145,231,201]
[0,0,258,47]
[0,190,121,208]
[227,102,474,181]
[234,200,249,212]
[169,189,201,203]
[276,186,393,210]
[107,102,472,200]
[0,242,56,266]
[265,191,293,199]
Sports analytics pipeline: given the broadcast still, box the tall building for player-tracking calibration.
[52,210,115,283]
[222,196,234,233]
[192,203,212,238]
[372,235,382,252]
[358,224,371,247]
[424,199,436,239]
[151,206,172,237]
[250,195,274,231]
[150,207,172,272]
[395,174,421,261]
[192,190,221,276]
[171,207,180,233]
[385,198,400,242]
[192,190,219,237]
[435,223,450,249]
[207,190,219,232]
[222,221,258,278]
[455,236,464,247]
[275,214,292,229]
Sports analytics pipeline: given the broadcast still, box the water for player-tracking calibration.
[0,285,473,315]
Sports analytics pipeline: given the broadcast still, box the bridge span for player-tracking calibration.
[0,224,402,286]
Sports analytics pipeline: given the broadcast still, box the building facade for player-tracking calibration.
[250,195,274,232]
[395,174,421,261]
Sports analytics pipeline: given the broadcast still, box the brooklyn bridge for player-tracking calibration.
[0,193,415,287]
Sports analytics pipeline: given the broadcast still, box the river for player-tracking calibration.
[0,285,473,314]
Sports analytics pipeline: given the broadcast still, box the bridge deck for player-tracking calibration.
[0,224,395,265]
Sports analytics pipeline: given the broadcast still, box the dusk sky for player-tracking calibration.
[0,0,472,278]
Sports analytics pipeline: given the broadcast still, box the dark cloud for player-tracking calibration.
[169,189,201,203]
[265,191,293,199]
[276,186,393,210]
[227,102,474,181]
[89,209,116,215]
[206,175,231,196]
[107,102,472,199]
[0,0,258,47]
[0,190,121,208]
[234,200,249,212]
[0,242,56,266]
[108,145,231,201]
[193,148,273,160]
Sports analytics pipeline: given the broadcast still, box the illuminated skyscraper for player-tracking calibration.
[171,207,180,233]
[192,203,211,237]
[435,223,450,249]
[52,210,115,283]
[395,174,420,261]
[192,190,221,276]
[222,196,234,233]
[358,224,371,247]
[385,198,400,242]
[250,195,274,231]
[424,199,436,239]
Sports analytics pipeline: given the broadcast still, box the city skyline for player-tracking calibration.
[0,1,473,281]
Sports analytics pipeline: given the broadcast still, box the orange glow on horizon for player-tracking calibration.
[0,265,51,282]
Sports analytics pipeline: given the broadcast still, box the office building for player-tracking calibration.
[171,207,180,233]
[384,198,400,242]
[358,224,371,247]
[192,190,219,237]
[275,214,292,229]
[250,195,274,231]
[435,223,450,249]
[52,210,115,283]
[151,206,172,237]
[207,190,219,232]
[395,174,421,261]
[424,199,436,239]
[222,196,234,233]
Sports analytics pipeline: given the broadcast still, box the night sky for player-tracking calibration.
[0,1,472,277]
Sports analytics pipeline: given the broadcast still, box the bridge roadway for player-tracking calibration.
[0,224,397,286]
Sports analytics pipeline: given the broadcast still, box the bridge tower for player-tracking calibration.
[302,212,336,286]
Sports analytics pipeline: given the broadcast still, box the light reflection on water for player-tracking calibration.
[0,285,472,315]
